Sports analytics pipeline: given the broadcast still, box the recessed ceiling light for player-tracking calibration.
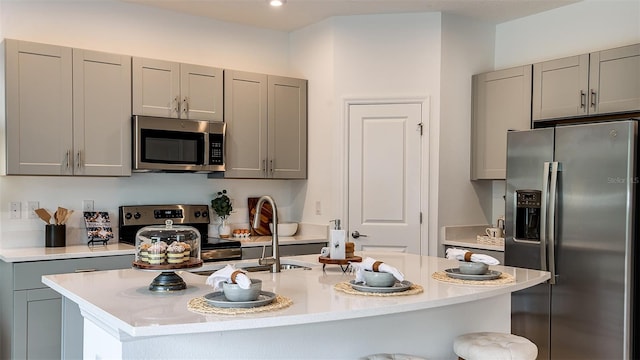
[269,0,286,7]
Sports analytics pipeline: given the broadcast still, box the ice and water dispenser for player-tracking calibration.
[515,190,541,241]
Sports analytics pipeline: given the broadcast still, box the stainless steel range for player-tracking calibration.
[118,204,242,262]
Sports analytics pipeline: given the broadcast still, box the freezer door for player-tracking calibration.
[505,128,554,270]
[505,128,554,359]
[551,120,635,359]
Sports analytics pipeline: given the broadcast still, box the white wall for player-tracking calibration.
[0,0,304,248]
[439,14,496,242]
[495,0,640,69]
[291,13,443,255]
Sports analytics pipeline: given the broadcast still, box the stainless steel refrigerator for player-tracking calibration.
[505,119,638,359]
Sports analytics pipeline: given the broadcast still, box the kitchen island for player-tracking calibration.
[42,252,549,359]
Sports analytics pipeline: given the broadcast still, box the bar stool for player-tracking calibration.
[453,332,537,360]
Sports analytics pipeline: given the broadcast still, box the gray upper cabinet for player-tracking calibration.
[5,39,131,176]
[533,43,640,121]
[132,57,223,121]
[224,70,307,179]
[471,65,532,180]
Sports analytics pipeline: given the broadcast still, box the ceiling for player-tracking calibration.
[121,0,580,32]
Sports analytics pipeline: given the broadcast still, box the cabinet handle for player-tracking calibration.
[590,89,597,109]
[262,159,267,174]
[182,97,189,115]
[76,151,82,170]
[66,150,72,170]
[173,96,180,115]
[270,159,274,174]
[579,90,586,108]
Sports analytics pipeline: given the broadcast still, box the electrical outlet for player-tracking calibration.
[83,200,94,212]
[9,202,21,219]
[27,201,39,219]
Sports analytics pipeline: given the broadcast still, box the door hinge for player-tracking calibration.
[417,122,424,136]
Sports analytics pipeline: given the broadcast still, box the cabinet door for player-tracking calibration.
[14,288,62,359]
[268,75,308,179]
[180,64,223,121]
[132,57,180,118]
[589,43,640,115]
[5,39,73,175]
[532,54,589,121]
[471,66,532,180]
[224,70,269,178]
[73,49,132,176]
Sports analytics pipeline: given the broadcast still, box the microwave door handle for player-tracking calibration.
[540,162,550,272]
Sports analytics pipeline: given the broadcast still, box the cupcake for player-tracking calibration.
[167,241,185,264]
[138,243,151,262]
[147,242,166,265]
[180,242,191,261]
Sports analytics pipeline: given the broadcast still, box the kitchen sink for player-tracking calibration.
[192,261,314,276]
[243,263,312,272]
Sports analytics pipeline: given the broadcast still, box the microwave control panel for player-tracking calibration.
[209,133,224,165]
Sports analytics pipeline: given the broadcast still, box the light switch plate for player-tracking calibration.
[10,202,21,219]
[27,201,39,219]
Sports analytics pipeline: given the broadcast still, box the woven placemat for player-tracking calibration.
[187,294,292,315]
[333,281,424,296]
[431,271,515,285]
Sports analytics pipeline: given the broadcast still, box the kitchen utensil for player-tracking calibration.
[55,207,69,225]
[204,290,276,308]
[444,268,502,281]
[61,210,74,225]
[34,208,52,224]
[349,280,413,293]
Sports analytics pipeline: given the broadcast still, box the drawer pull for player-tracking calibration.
[74,268,97,273]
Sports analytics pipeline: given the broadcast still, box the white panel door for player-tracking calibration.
[348,103,422,254]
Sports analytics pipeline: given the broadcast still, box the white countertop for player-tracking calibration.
[0,243,136,262]
[42,252,549,339]
[0,235,326,263]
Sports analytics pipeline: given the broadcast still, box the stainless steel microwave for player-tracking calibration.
[133,115,225,173]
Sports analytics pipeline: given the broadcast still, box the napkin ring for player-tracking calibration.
[372,261,383,272]
[464,252,473,262]
[230,270,244,283]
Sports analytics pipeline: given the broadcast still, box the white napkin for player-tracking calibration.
[205,264,252,291]
[353,257,404,283]
[445,248,500,265]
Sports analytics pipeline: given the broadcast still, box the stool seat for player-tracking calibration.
[453,332,537,360]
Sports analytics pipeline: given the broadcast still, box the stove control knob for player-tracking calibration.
[133,212,141,220]
[202,211,209,218]
[194,211,201,218]
[125,212,132,220]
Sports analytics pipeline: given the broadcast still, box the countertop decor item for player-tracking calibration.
[212,190,233,238]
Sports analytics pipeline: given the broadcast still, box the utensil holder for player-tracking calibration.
[45,224,66,247]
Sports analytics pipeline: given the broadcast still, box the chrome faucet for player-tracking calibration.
[253,195,280,273]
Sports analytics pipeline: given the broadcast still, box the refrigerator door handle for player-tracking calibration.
[540,162,550,272]
[547,161,559,285]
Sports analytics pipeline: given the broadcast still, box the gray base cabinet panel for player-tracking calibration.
[0,254,134,360]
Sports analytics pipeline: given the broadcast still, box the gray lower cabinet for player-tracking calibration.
[242,243,326,259]
[0,254,134,360]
